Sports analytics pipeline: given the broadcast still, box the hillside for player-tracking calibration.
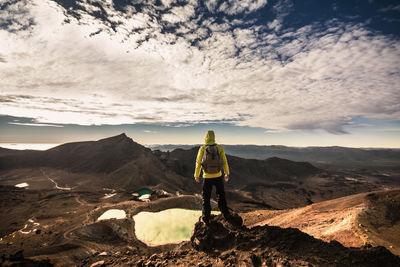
[0,133,148,173]
[0,134,198,194]
[243,188,400,256]
[153,146,399,210]
[358,189,400,255]
[71,211,400,267]
[154,147,321,187]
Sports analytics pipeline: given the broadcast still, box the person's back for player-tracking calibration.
[194,130,230,224]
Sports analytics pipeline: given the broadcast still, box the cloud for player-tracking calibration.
[218,0,268,15]
[143,130,158,134]
[205,0,218,13]
[162,4,195,23]
[8,122,64,127]
[264,128,293,134]
[379,5,400,12]
[0,0,35,34]
[0,0,399,135]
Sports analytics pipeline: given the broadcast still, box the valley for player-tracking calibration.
[0,134,399,266]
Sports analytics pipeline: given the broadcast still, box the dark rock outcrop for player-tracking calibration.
[1,250,53,267]
[190,214,400,266]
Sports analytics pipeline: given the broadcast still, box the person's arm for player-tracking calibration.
[218,145,230,181]
[194,146,205,182]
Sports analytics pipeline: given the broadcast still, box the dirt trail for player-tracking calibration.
[40,169,71,191]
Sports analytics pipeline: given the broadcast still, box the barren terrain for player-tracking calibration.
[0,134,399,266]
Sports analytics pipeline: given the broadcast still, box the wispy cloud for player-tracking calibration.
[8,122,64,127]
[264,128,293,134]
[0,0,399,135]
[143,130,158,134]
[379,5,400,12]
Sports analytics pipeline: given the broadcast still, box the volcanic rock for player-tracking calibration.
[190,213,400,266]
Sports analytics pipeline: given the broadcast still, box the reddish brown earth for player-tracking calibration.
[67,213,400,267]
[242,188,400,256]
[1,189,400,266]
[1,135,400,266]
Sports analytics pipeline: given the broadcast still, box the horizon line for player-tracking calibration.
[1,142,399,151]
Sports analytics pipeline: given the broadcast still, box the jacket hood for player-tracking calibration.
[205,130,215,145]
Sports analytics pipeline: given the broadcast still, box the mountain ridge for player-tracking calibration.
[1,134,398,210]
[0,133,321,183]
[151,144,400,169]
[0,133,149,173]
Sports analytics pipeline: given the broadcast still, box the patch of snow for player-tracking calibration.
[19,224,31,234]
[103,188,115,192]
[138,194,151,202]
[102,193,117,199]
[159,190,168,195]
[345,177,359,182]
[18,219,40,234]
[15,183,29,188]
[90,261,105,267]
[97,209,126,221]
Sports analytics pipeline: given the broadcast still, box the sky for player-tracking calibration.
[0,0,399,148]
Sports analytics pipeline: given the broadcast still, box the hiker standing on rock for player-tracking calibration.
[194,130,231,224]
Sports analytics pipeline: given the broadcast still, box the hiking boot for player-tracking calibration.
[201,216,210,225]
[223,212,232,221]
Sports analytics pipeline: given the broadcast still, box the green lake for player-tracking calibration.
[133,208,218,245]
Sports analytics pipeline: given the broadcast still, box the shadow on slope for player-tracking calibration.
[190,214,400,267]
[155,147,321,187]
[359,189,400,255]
[0,133,148,173]
[242,188,400,256]
[0,134,199,194]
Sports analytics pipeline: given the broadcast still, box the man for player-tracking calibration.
[194,130,230,224]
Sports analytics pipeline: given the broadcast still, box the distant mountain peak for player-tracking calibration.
[99,133,128,141]
[97,133,136,144]
[0,133,151,173]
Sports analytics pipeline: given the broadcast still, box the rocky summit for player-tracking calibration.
[189,214,400,267]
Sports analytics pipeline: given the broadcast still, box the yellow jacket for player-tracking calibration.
[194,130,229,179]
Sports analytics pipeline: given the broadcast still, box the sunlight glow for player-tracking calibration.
[0,143,59,150]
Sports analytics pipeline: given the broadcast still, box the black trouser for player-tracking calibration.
[202,176,229,219]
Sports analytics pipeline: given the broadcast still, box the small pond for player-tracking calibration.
[132,188,153,202]
[15,183,29,188]
[136,188,152,196]
[97,209,126,221]
[133,208,218,245]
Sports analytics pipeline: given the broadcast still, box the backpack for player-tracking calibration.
[201,144,223,174]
